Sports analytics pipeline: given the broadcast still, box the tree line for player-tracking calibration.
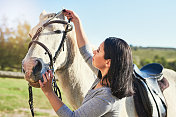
[138,55,176,71]
[132,47,176,71]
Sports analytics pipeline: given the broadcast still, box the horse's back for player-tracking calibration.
[119,97,138,117]
[163,69,176,117]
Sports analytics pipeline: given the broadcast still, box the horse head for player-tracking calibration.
[22,10,75,87]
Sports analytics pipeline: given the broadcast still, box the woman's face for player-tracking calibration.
[92,42,107,70]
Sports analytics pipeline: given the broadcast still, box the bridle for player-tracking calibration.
[29,20,72,68]
[27,11,72,117]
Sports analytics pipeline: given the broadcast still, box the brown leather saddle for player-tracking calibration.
[133,63,167,117]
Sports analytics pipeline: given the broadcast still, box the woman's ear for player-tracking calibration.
[106,59,111,68]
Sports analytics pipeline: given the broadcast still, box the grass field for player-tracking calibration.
[132,47,176,62]
[0,78,70,117]
[131,47,176,69]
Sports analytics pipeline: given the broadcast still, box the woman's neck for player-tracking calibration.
[94,79,110,89]
[100,68,109,78]
[93,68,110,89]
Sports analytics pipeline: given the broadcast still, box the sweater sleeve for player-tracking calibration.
[56,95,112,117]
[79,45,99,76]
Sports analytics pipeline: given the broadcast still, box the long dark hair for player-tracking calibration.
[98,37,134,99]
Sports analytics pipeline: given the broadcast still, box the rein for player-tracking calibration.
[27,12,72,117]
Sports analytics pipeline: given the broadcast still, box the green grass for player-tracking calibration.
[132,47,176,67]
[0,78,72,116]
[0,78,52,111]
[132,48,176,61]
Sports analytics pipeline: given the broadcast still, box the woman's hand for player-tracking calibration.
[39,70,53,95]
[39,70,64,112]
[63,9,80,24]
[63,9,88,48]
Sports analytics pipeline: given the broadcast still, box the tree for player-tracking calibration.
[153,55,167,67]
[167,60,176,71]
[140,58,152,68]
[0,28,6,69]
[0,21,31,71]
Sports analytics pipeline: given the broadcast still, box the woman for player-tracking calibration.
[39,9,134,117]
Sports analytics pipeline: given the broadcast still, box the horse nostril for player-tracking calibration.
[33,60,42,75]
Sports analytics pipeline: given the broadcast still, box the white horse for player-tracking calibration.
[22,11,176,117]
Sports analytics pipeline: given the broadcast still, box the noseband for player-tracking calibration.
[28,14,72,117]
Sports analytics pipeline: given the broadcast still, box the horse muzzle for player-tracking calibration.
[22,57,50,85]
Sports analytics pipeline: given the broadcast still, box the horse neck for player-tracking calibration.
[55,31,95,108]
[60,30,95,90]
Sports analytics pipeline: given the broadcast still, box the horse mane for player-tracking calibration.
[56,29,78,71]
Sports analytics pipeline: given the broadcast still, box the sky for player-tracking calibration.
[0,0,176,48]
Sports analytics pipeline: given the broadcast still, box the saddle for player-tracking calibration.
[133,63,167,117]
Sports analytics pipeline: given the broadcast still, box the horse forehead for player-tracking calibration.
[40,13,56,21]
[29,17,54,37]
[39,11,64,22]
[29,11,64,38]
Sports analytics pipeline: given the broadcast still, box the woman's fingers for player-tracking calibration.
[43,73,47,83]
[64,14,72,19]
[63,9,71,14]
[39,80,44,88]
[45,71,51,81]
[49,70,53,79]
[63,9,74,20]
[41,70,53,84]
[39,71,54,93]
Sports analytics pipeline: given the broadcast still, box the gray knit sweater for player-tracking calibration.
[56,45,122,117]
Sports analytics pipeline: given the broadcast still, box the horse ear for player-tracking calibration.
[39,10,47,21]
[56,11,65,20]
